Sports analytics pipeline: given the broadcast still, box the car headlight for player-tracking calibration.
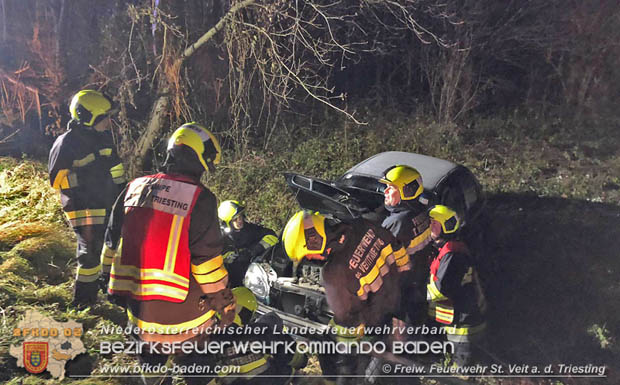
[243,263,271,301]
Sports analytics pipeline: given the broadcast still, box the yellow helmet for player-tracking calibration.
[69,90,114,127]
[379,165,424,201]
[429,205,460,234]
[167,122,221,172]
[282,211,327,262]
[232,287,257,326]
[218,200,245,227]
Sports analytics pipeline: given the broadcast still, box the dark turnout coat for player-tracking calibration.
[49,126,125,227]
[321,218,411,328]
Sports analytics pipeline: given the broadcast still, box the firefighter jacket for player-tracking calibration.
[224,222,278,257]
[222,222,278,287]
[209,312,306,385]
[382,201,434,320]
[427,241,487,342]
[105,172,230,340]
[321,218,410,329]
[48,125,126,227]
[381,200,431,257]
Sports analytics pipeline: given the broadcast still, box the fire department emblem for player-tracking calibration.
[23,342,48,374]
[10,310,85,380]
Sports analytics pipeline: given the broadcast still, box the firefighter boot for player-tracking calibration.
[71,280,99,308]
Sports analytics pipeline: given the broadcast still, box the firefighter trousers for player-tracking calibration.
[72,224,105,305]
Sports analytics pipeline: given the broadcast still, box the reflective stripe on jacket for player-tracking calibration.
[427,241,486,334]
[224,222,278,256]
[48,126,125,227]
[381,201,431,256]
[322,218,406,328]
[109,173,203,302]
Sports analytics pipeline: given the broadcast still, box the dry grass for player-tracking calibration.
[0,157,137,385]
[0,157,67,226]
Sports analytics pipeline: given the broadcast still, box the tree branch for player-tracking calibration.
[182,0,255,59]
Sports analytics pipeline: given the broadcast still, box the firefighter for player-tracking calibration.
[104,122,236,385]
[209,287,307,385]
[48,89,126,307]
[217,200,278,286]
[427,205,486,368]
[379,165,432,323]
[282,211,411,380]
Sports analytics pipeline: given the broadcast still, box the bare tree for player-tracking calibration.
[89,0,456,172]
[219,0,458,152]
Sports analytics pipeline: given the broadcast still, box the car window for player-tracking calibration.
[291,174,311,189]
[460,171,479,210]
[335,174,385,210]
[440,183,466,222]
[438,168,480,224]
[338,174,384,193]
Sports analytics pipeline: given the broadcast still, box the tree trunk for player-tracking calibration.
[131,0,255,174]
[131,86,170,176]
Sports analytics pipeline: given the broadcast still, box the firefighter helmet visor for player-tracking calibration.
[69,90,116,127]
[218,200,246,227]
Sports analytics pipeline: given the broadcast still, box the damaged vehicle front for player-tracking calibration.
[243,151,487,336]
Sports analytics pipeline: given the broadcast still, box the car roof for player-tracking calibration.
[340,151,458,190]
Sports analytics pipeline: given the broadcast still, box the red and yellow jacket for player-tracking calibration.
[109,173,228,302]
[427,241,486,341]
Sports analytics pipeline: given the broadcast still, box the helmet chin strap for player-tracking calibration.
[433,238,446,249]
[206,161,216,172]
[70,118,93,131]
[161,152,174,169]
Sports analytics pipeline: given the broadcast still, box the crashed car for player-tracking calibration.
[244,151,487,334]
[286,151,485,227]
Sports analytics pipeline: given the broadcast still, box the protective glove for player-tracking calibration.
[237,248,253,263]
[223,250,237,264]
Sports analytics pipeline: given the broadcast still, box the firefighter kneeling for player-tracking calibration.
[218,200,278,287]
[208,287,307,385]
[426,205,487,369]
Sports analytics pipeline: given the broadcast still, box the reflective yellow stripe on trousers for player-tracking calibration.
[65,208,106,226]
[76,264,101,282]
[444,323,486,343]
